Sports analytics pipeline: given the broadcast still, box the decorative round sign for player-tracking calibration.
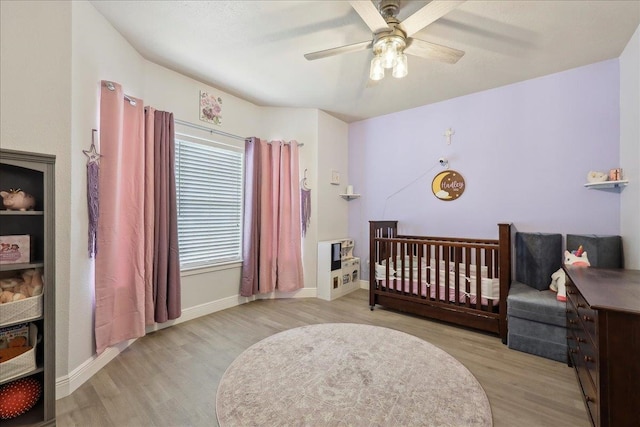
[432,170,465,201]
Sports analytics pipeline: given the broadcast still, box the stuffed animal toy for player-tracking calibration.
[20,269,43,297]
[0,269,43,304]
[0,377,41,419]
[549,250,591,301]
[587,171,608,183]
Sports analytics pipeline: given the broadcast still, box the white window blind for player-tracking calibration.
[175,137,243,269]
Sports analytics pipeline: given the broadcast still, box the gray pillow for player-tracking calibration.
[515,232,562,291]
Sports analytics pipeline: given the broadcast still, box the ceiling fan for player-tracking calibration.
[304,0,466,81]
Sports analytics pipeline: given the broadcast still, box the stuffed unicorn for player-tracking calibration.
[549,248,590,301]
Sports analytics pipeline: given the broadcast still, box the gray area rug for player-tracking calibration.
[216,323,492,426]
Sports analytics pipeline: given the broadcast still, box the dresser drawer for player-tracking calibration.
[575,331,598,389]
[566,280,598,345]
[576,359,599,427]
[567,322,598,388]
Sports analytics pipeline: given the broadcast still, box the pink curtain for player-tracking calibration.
[276,141,304,291]
[241,138,304,296]
[95,81,181,354]
[95,82,146,354]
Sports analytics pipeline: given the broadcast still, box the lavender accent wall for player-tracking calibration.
[348,60,621,275]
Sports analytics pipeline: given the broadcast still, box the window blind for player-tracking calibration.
[175,138,243,269]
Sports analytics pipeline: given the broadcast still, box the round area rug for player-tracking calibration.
[216,323,492,426]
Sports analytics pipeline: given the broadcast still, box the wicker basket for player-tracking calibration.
[0,293,43,327]
[0,323,38,383]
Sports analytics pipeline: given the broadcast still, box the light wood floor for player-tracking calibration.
[56,290,589,426]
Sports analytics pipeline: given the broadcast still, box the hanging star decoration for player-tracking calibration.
[84,130,101,257]
[84,129,103,164]
[83,143,102,164]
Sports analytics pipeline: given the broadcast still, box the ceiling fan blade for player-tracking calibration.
[404,38,465,64]
[304,40,372,61]
[348,0,389,33]
[398,1,465,37]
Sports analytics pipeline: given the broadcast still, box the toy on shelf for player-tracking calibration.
[0,323,32,363]
[586,171,608,183]
[0,377,42,420]
[549,250,590,301]
[0,189,35,211]
[0,269,44,304]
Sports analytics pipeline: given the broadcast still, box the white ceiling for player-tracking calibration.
[90,1,639,123]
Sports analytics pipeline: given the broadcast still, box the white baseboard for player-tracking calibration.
[360,279,370,290]
[56,288,317,399]
[256,287,317,300]
[55,338,134,399]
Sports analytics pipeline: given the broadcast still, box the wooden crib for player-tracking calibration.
[369,221,511,343]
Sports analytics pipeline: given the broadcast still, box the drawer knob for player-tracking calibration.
[577,337,586,343]
[577,303,586,308]
[583,315,594,322]
[584,356,594,363]
[570,349,578,354]
[585,395,595,403]
[569,319,577,324]
[568,290,576,294]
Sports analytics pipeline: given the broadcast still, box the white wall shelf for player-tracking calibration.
[584,180,629,189]
[339,194,360,200]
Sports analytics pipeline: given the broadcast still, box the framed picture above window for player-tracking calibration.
[199,90,223,125]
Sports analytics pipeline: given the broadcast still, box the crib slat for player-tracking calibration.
[464,246,472,308]
[418,244,424,299]
[486,250,494,279]
[475,247,482,310]
[443,245,450,304]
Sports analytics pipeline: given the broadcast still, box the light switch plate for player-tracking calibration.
[331,170,340,185]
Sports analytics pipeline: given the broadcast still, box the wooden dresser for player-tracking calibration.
[564,266,640,427]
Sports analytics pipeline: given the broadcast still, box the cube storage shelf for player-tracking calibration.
[0,149,55,427]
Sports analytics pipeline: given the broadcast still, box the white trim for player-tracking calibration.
[55,338,134,399]
[256,287,317,300]
[55,288,317,398]
[360,279,370,290]
[180,260,243,277]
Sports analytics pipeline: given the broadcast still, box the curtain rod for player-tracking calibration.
[104,81,137,106]
[175,118,303,146]
[175,118,246,141]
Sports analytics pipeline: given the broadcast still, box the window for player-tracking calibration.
[175,134,243,270]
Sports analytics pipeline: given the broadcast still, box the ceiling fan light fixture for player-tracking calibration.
[382,41,397,69]
[392,53,408,78]
[370,55,385,81]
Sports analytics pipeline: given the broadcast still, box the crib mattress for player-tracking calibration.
[375,277,497,306]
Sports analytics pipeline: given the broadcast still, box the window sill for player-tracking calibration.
[180,260,243,277]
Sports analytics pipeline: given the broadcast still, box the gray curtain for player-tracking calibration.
[150,110,181,322]
[241,137,260,297]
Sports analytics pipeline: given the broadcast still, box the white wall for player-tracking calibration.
[70,0,146,381]
[620,24,640,269]
[317,111,349,241]
[1,0,73,380]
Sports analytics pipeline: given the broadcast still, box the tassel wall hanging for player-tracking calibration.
[83,129,102,257]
